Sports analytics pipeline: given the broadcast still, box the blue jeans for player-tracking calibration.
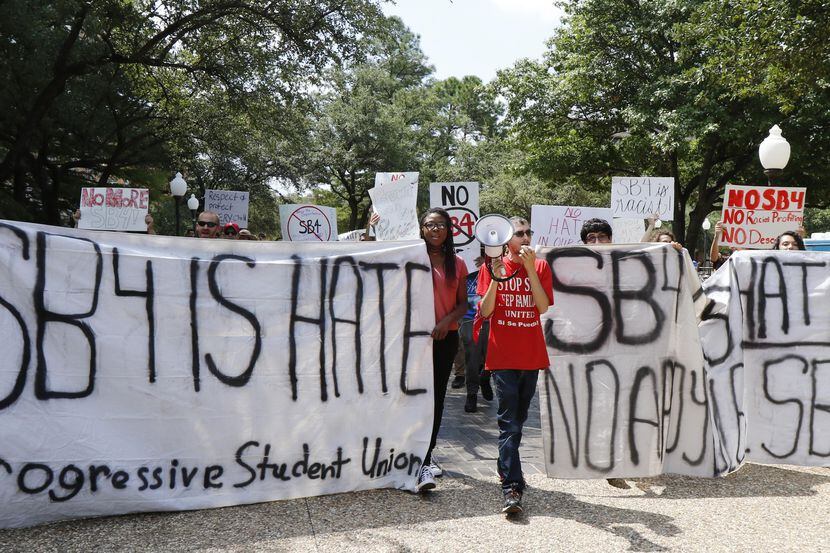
[491,369,539,492]
[458,319,489,395]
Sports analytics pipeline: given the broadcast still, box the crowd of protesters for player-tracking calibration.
[69,202,814,514]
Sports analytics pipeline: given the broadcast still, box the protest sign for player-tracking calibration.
[338,229,365,241]
[701,251,830,473]
[539,244,715,478]
[611,218,646,244]
[205,189,250,228]
[368,172,420,240]
[429,182,480,271]
[279,204,338,241]
[611,177,674,220]
[719,184,806,249]
[78,187,149,232]
[0,220,434,528]
[531,206,613,247]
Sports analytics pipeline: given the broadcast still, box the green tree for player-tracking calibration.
[497,0,830,248]
[298,16,433,230]
[0,0,383,225]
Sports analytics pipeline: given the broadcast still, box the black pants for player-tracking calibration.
[425,330,459,464]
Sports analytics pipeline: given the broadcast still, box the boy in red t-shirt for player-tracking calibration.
[477,216,553,514]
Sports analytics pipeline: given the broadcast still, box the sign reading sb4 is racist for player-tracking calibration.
[279,204,338,241]
[429,182,480,271]
[720,184,806,248]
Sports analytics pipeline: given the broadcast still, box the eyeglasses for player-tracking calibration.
[423,222,447,231]
[197,221,217,228]
[513,230,534,238]
[585,233,611,244]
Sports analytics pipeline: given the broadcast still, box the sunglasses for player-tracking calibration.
[513,230,534,238]
[197,221,217,228]
[423,222,447,231]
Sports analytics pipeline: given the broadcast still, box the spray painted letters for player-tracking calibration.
[0,221,434,528]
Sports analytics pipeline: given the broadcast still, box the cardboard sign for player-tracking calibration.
[78,187,149,231]
[0,220,434,528]
[205,189,250,228]
[611,177,674,220]
[429,182,480,271]
[540,244,714,478]
[611,218,646,244]
[338,229,365,241]
[701,250,830,472]
[719,184,806,249]
[279,204,338,241]
[368,172,420,240]
[530,205,613,247]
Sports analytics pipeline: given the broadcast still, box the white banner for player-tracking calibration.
[701,250,830,473]
[540,244,715,478]
[429,182,480,272]
[0,221,434,528]
[279,204,338,241]
[611,177,674,221]
[719,184,806,249]
[369,172,420,241]
[531,206,613,247]
[78,187,149,232]
[205,189,250,228]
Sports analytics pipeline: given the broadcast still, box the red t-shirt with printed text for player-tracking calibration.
[477,256,554,370]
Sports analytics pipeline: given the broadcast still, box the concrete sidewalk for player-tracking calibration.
[2,387,829,552]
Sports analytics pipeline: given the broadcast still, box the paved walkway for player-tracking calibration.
[2,386,830,552]
[433,385,544,481]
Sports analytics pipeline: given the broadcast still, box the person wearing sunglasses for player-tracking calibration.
[477,216,553,514]
[415,208,469,493]
[195,211,222,239]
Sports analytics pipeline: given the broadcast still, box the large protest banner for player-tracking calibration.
[0,220,435,528]
[611,177,674,220]
[205,189,250,228]
[719,184,806,249]
[78,187,150,232]
[369,172,420,240]
[429,182,480,271]
[539,244,717,478]
[531,206,613,247]
[279,204,338,241]
[701,251,830,474]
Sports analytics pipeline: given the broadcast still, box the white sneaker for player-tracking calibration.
[429,460,443,477]
[416,465,436,492]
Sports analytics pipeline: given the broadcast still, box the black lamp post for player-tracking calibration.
[187,193,199,235]
[759,125,791,185]
[169,172,187,236]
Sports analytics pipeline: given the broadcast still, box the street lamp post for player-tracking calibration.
[169,172,187,236]
[700,217,712,278]
[759,125,791,185]
[187,194,199,235]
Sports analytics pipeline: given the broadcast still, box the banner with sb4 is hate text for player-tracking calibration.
[0,221,435,528]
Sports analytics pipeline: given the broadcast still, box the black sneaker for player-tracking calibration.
[450,374,465,389]
[464,393,477,413]
[606,478,630,489]
[502,489,523,514]
[480,377,493,401]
